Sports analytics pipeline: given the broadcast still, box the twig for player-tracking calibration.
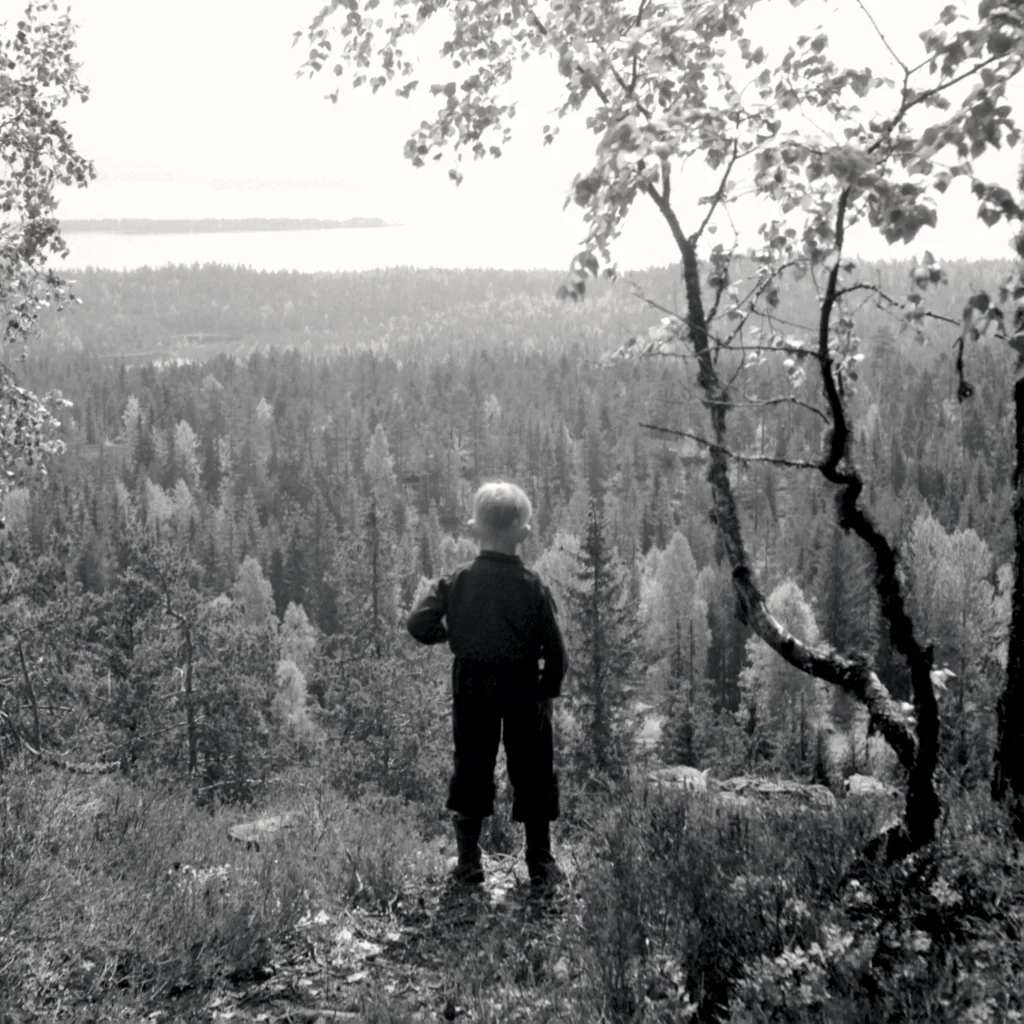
[16,637,42,749]
[639,423,820,470]
[859,2,908,73]
[703,394,829,424]
[690,138,740,245]
[276,1011,359,1022]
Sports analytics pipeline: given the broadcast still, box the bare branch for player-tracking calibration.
[758,310,822,336]
[16,637,42,749]
[640,422,821,470]
[630,286,681,322]
[855,282,961,329]
[854,0,908,75]
[690,138,739,245]
[706,393,830,424]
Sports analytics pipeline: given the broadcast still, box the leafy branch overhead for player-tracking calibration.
[300,0,1021,285]
[303,0,1024,851]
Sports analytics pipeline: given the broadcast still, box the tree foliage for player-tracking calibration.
[1,1,93,507]
[739,579,828,776]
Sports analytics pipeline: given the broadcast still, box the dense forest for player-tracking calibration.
[5,261,1017,789]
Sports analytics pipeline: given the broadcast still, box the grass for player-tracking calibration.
[1,764,1022,1023]
[0,766,441,1018]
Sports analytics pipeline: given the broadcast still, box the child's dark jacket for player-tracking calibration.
[406,551,567,698]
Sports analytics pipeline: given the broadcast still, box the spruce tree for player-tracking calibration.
[564,499,640,781]
[808,515,881,735]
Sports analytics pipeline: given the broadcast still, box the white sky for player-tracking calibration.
[41,0,1024,265]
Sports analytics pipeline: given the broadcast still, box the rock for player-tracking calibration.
[716,775,838,811]
[645,769,837,812]
[844,773,899,799]
[228,812,299,851]
[647,765,711,793]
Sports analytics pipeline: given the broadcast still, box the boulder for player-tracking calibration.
[844,773,900,799]
[228,812,299,851]
[644,769,837,812]
[647,765,711,793]
[716,775,838,811]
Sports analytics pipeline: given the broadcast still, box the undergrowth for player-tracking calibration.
[1,764,1021,1023]
[0,765,439,1017]
[569,783,1024,1023]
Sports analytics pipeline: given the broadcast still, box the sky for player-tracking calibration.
[37,0,1024,267]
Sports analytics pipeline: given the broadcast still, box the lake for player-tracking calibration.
[61,222,624,275]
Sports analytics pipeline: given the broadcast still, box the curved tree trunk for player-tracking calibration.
[647,180,939,855]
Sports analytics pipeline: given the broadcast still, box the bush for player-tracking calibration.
[569,780,899,1022]
[322,652,450,817]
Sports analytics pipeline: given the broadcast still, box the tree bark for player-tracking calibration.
[812,192,938,852]
[993,376,1024,835]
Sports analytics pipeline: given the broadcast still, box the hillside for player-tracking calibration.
[4,259,1023,1022]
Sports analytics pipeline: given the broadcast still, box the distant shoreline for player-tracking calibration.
[62,217,397,234]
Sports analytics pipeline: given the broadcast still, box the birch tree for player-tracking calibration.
[1,2,93,509]
[303,0,1024,851]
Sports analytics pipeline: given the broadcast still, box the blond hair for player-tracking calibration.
[471,481,532,535]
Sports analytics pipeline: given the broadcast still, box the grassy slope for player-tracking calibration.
[2,767,1022,1023]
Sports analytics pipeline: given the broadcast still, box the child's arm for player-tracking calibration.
[407,577,450,645]
[538,585,568,698]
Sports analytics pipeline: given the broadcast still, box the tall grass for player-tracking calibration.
[0,766,439,1016]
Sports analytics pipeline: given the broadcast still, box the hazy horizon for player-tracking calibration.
[50,0,1023,270]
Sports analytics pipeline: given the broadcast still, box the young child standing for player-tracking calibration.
[407,481,568,889]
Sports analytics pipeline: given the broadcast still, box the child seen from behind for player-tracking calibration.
[407,481,568,890]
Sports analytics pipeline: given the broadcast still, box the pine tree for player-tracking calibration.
[564,499,640,781]
[330,426,401,658]
[808,515,881,732]
[699,561,749,713]
[810,516,880,661]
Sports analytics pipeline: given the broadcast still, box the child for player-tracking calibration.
[407,481,568,889]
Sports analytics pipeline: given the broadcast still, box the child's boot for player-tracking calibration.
[525,819,564,892]
[447,813,484,885]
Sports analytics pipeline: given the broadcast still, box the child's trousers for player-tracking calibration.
[445,660,559,822]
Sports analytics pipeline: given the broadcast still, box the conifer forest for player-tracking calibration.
[3,1,1024,1022]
